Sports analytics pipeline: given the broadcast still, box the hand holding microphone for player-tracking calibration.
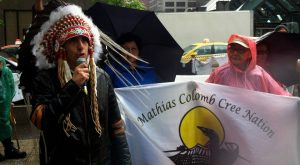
[73,57,89,95]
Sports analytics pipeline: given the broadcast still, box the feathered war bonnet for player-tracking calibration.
[31,4,102,135]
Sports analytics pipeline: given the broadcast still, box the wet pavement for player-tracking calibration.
[0,105,40,165]
[0,139,39,165]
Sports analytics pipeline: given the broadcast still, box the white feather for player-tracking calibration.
[31,5,102,69]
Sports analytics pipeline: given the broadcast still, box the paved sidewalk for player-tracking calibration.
[0,106,40,165]
[0,139,39,165]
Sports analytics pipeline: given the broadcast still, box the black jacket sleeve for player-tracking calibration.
[97,68,131,165]
[31,69,85,130]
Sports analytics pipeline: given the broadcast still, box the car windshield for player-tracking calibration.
[183,45,196,54]
[196,45,212,55]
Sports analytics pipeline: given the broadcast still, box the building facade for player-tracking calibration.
[0,0,94,46]
[147,0,209,12]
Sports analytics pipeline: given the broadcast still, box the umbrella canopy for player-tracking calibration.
[256,32,300,86]
[86,2,189,82]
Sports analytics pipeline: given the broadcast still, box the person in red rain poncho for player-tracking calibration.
[206,34,291,96]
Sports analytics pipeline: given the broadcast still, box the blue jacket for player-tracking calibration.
[104,61,160,88]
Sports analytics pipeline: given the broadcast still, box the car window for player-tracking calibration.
[214,45,227,54]
[195,45,212,55]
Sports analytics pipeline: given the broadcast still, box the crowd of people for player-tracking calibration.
[0,0,299,164]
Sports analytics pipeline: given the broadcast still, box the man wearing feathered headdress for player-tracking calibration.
[29,3,131,164]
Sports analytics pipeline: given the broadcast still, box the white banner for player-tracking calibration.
[115,81,300,165]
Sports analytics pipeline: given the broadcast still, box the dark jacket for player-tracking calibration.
[31,67,131,165]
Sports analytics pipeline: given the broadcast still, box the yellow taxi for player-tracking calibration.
[181,41,227,64]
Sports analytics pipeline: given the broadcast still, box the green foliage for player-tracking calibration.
[91,0,145,10]
[123,0,145,10]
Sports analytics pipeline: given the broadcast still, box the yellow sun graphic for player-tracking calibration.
[179,106,225,149]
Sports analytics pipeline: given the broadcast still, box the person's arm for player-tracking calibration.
[32,0,44,19]
[30,65,88,130]
[104,72,131,164]
[7,69,15,101]
[206,70,216,83]
[35,0,44,12]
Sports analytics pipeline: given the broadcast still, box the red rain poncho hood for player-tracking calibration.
[206,34,290,96]
[228,34,256,73]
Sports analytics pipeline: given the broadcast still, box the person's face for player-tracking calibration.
[122,41,139,64]
[64,36,89,70]
[277,28,288,33]
[257,44,268,67]
[228,43,251,70]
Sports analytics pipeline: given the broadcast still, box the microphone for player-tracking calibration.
[76,57,88,95]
